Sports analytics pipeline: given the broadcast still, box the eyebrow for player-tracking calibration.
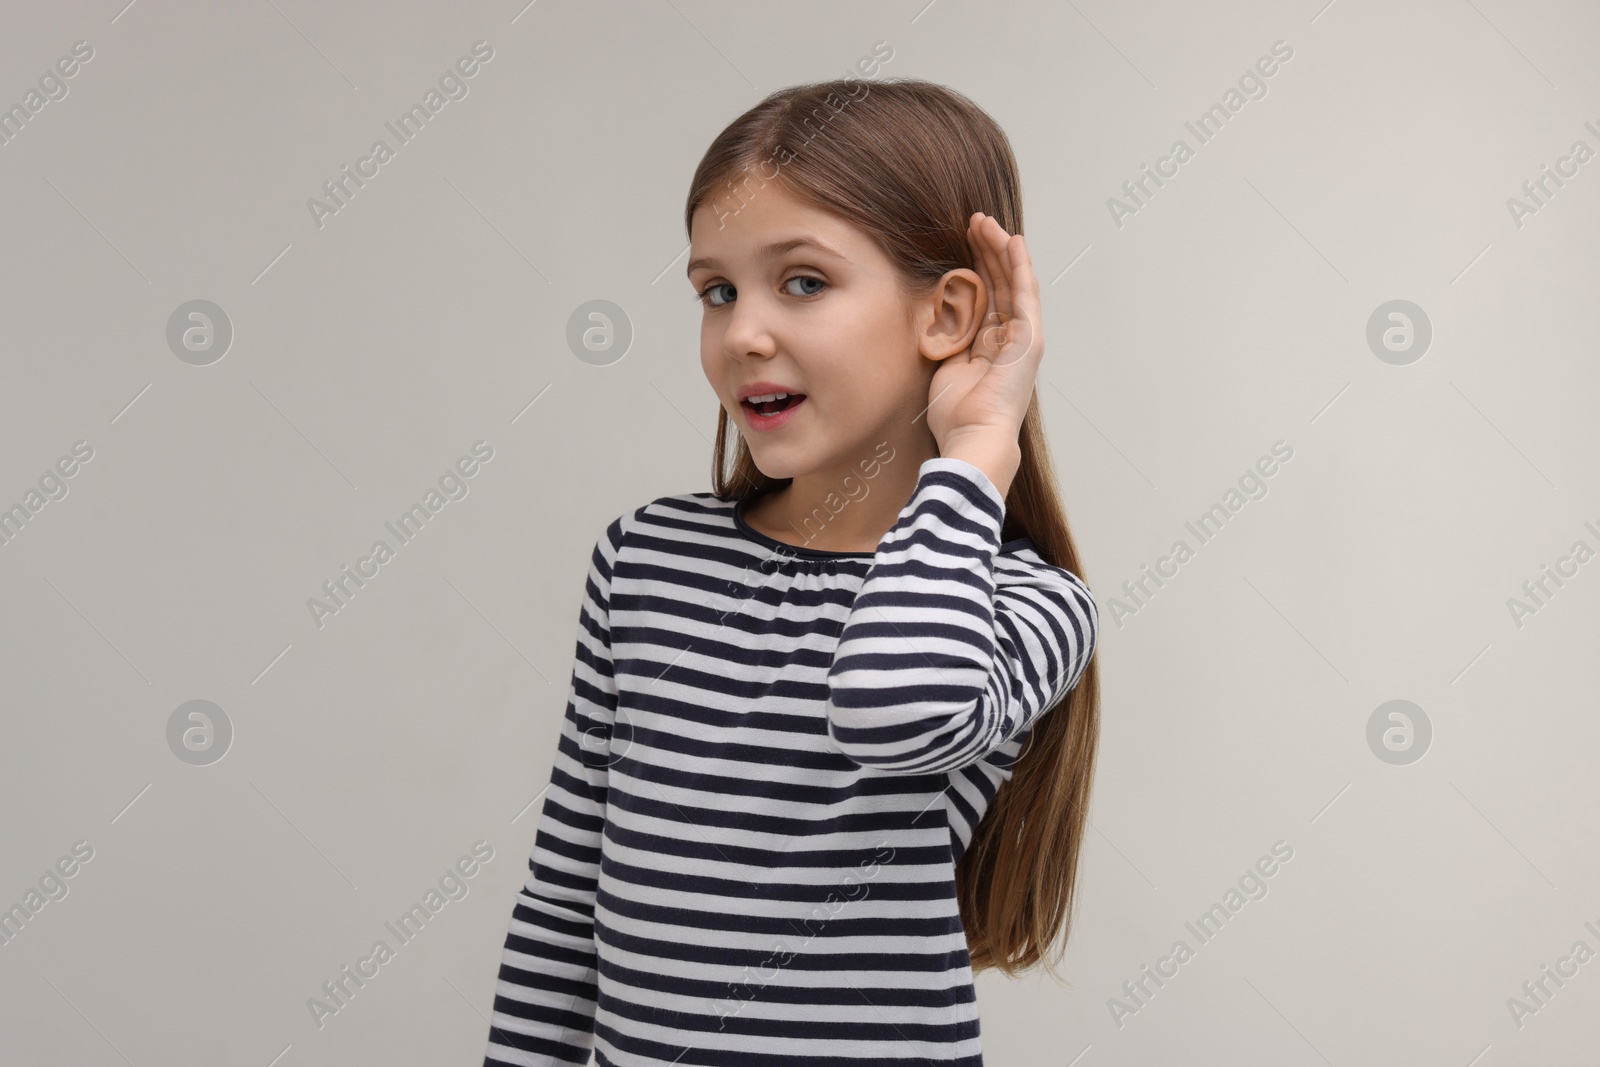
[686,236,847,277]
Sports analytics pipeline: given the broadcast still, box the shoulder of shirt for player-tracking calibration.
[598,489,736,553]
[995,543,1098,619]
[594,485,1096,620]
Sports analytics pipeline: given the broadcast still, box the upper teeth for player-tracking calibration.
[747,392,791,403]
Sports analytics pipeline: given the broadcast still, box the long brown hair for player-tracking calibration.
[683,77,1101,981]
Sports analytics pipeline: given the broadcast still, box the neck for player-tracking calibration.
[754,432,941,554]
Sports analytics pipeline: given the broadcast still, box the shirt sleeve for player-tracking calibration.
[484,515,625,1067]
[824,456,1097,776]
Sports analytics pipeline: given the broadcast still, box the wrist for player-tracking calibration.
[938,434,1022,501]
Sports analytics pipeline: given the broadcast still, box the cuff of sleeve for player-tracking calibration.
[919,455,1007,520]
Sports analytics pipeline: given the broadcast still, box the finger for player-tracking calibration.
[977,215,1015,323]
[1008,235,1042,354]
[966,217,1004,363]
[988,307,1035,371]
[990,236,1043,372]
[967,214,995,319]
[966,216,1004,364]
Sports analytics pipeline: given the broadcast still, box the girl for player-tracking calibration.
[484,77,1101,1067]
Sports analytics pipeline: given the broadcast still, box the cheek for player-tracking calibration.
[699,345,722,392]
[847,365,922,418]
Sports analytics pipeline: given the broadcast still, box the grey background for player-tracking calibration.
[2,0,1597,1064]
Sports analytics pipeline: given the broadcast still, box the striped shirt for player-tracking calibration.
[483,456,1098,1066]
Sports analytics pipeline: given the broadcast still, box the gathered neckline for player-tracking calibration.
[729,494,1036,561]
[732,495,878,560]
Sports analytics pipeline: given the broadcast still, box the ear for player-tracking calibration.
[915,268,987,363]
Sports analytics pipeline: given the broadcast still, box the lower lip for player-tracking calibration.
[741,396,806,431]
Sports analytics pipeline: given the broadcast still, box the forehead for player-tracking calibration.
[687,181,867,272]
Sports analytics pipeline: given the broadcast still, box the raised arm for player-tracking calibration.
[824,456,1096,775]
[484,516,624,1067]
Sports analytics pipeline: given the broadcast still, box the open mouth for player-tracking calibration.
[742,394,806,416]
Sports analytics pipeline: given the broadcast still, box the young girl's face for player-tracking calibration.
[689,179,934,483]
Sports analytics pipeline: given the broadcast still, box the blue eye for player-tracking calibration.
[784,275,827,297]
[694,282,735,308]
[692,275,827,309]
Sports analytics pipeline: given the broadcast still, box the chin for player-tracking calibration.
[746,447,811,483]
[750,457,800,482]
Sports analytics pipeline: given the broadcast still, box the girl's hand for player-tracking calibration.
[925,212,1044,496]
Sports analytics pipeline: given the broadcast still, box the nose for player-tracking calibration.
[721,295,778,364]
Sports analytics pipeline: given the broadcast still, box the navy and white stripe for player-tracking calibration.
[483,456,1097,1067]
